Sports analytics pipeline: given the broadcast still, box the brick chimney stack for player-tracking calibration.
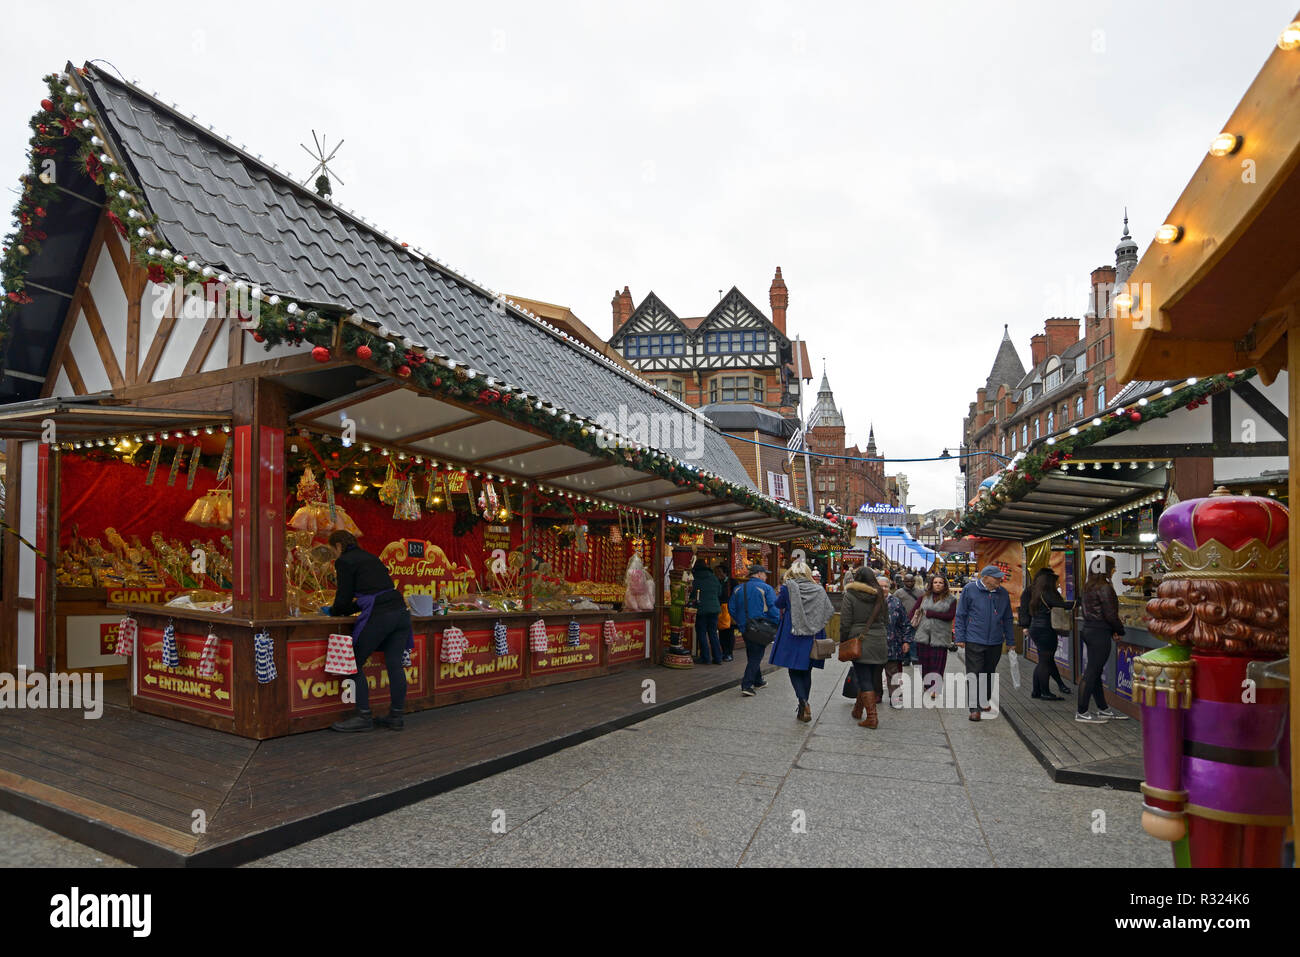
[1045,316,1079,357]
[769,267,788,334]
[611,286,633,334]
[1029,334,1048,367]
[1089,266,1116,320]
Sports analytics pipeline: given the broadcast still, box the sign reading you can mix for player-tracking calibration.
[287,634,428,715]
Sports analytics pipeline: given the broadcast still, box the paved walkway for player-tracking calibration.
[246,659,1169,868]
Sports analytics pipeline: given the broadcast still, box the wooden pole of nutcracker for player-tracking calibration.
[654,511,666,665]
[522,484,535,613]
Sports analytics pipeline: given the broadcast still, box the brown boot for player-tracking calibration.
[858,692,878,729]
[851,690,866,720]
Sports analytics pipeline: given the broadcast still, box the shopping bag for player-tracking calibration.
[1006,649,1022,690]
[493,620,509,657]
[602,619,618,647]
[440,626,469,663]
[254,631,278,683]
[112,616,138,657]
[529,618,549,652]
[841,667,859,699]
[197,632,220,678]
[324,633,358,675]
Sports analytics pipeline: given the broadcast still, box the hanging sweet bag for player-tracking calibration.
[567,619,581,648]
[441,626,469,663]
[254,631,278,683]
[602,619,617,647]
[197,632,220,678]
[493,620,509,657]
[529,618,549,653]
[324,633,358,675]
[112,616,138,657]
[161,620,180,669]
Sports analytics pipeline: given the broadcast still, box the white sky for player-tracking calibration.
[4,0,1296,513]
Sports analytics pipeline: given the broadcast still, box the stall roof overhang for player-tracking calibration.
[291,383,832,542]
[969,467,1167,543]
[1115,22,1300,385]
[0,394,228,441]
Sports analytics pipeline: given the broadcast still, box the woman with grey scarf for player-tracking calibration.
[770,561,835,722]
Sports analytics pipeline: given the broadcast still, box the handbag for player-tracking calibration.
[812,637,836,660]
[1050,605,1072,634]
[838,584,885,661]
[841,668,860,698]
[741,581,777,646]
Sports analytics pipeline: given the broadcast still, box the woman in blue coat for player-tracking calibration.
[769,561,835,723]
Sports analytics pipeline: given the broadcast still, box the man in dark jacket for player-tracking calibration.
[729,564,779,696]
[954,565,1015,721]
[325,530,413,732]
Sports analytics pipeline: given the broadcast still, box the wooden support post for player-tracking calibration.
[0,440,21,675]
[1288,317,1299,840]
[232,378,289,619]
[653,512,666,664]
[522,485,535,613]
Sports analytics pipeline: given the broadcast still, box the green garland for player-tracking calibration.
[1,68,848,544]
[954,370,1251,536]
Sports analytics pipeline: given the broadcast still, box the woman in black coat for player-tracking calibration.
[326,530,413,732]
[1021,567,1073,700]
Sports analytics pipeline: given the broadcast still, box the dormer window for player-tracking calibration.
[1044,356,1062,392]
[1024,385,1033,402]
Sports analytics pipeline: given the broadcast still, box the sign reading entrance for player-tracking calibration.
[135,627,234,716]
[532,622,601,675]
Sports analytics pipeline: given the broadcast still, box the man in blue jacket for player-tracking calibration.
[728,564,779,697]
[955,565,1015,721]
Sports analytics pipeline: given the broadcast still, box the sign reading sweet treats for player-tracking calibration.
[377,538,477,601]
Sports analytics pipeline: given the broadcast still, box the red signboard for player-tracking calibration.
[100,621,119,656]
[135,627,234,715]
[606,620,650,664]
[378,538,477,602]
[532,622,602,675]
[433,627,524,690]
[286,633,428,716]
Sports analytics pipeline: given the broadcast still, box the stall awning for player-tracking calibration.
[971,466,1167,544]
[0,395,228,442]
[290,384,830,542]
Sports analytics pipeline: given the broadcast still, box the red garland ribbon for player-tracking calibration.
[106,210,127,237]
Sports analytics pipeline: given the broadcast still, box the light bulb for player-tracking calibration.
[1278,19,1300,50]
[1209,132,1242,156]
[1154,224,1183,245]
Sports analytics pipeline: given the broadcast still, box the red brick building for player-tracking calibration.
[960,216,1138,506]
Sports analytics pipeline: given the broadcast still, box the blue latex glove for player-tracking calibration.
[319,605,332,615]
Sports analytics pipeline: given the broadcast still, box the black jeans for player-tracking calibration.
[351,605,411,712]
[788,668,812,704]
[695,612,721,663]
[1078,625,1112,714]
[852,661,884,697]
[719,626,736,658]
[1029,628,1058,696]
[964,643,1002,712]
[741,638,767,691]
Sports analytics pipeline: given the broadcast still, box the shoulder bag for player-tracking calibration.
[1050,604,1072,634]
[741,582,778,646]
[838,588,885,661]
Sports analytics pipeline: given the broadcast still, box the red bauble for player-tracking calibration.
[433,377,441,387]
[312,346,331,363]
[1129,411,1141,421]
[252,333,265,343]
[1227,372,1236,379]
[397,365,412,378]
[355,344,372,360]
[40,98,54,112]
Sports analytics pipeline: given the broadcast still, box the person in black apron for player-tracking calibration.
[324,530,413,732]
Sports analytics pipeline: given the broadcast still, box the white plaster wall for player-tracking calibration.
[88,243,128,374]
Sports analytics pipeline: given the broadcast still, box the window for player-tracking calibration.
[1000,435,1006,456]
[817,477,825,492]
[1033,419,1040,440]
[1045,368,1062,391]
[703,330,768,354]
[1021,424,1028,446]
[1075,395,1084,418]
[1096,383,1106,413]
[709,375,762,403]
[1010,432,1017,452]
[753,377,765,403]
[623,333,683,358]
[1024,385,1033,402]
[828,475,836,491]
[1046,411,1054,433]
[1076,354,1086,375]
[649,377,683,401]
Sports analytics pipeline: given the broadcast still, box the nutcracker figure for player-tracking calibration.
[1135,488,1290,867]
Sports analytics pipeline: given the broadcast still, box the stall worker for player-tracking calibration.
[324,530,413,732]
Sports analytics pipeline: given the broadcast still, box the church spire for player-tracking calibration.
[810,371,844,427]
[1115,207,1139,284]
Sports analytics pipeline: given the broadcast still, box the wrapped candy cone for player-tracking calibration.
[113,617,138,657]
[161,621,180,669]
[324,633,358,675]
[529,618,549,653]
[441,626,469,663]
[493,620,509,657]
[254,631,278,684]
[197,632,220,678]
[567,619,581,648]
[603,619,617,647]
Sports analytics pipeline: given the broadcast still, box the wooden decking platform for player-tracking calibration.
[996,656,1143,790]
[0,659,761,866]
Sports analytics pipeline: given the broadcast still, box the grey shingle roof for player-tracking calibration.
[984,327,1025,394]
[81,67,757,490]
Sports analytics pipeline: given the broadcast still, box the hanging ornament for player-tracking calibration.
[185,441,202,490]
[197,632,220,678]
[312,346,331,363]
[493,620,509,657]
[397,364,411,377]
[254,631,277,683]
[167,442,185,487]
[355,344,372,360]
[325,470,338,522]
[378,461,401,505]
[215,433,233,483]
[426,470,447,510]
[145,442,163,486]
[394,474,422,521]
[161,620,180,669]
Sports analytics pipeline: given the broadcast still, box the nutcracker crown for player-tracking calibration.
[1156,488,1287,580]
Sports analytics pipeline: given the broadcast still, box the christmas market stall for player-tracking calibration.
[0,64,848,738]
[1113,12,1298,866]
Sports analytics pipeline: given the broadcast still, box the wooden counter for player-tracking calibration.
[108,603,658,739]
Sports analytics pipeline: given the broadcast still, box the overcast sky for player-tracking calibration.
[4,1,1295,513]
